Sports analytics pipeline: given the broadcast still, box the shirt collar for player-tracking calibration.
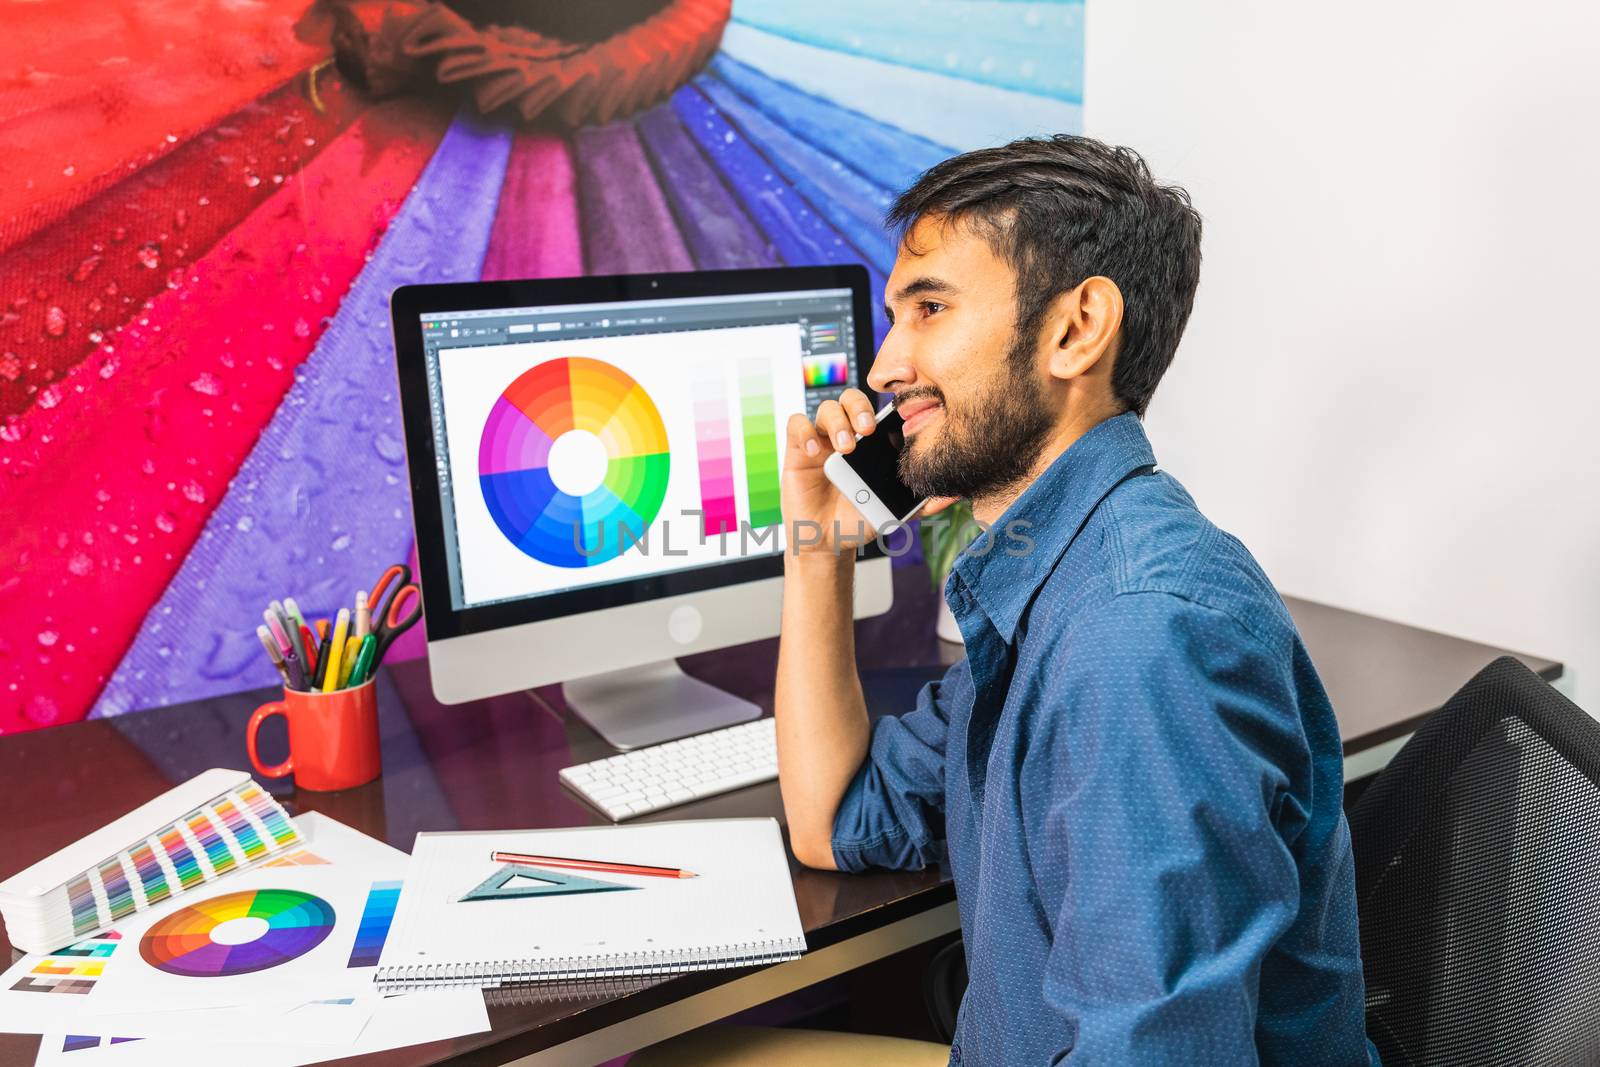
[948,410,1157,643]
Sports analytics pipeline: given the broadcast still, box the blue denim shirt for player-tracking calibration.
[833,412,1378,1065]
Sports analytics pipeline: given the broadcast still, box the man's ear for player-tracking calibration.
[1045,276,1124,383]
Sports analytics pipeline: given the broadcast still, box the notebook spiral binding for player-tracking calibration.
[373,937,807,992]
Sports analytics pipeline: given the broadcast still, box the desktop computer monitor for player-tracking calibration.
[391,266,893,749]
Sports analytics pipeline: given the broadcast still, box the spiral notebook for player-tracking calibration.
[373,818,805,990]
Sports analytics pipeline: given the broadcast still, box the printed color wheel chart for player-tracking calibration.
[480,357,670,567]
[140,889,336,977]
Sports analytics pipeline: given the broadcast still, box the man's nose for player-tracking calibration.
[867,325,914,394]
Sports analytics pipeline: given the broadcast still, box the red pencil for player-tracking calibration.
[491,850,697,879]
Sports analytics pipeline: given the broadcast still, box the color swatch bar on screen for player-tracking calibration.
[801,353,849,388]
[740,360,783,529]
[694,367,738,537]
[348,879,403,968]
[809,322,840,347]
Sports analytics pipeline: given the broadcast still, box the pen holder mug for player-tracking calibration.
[247,679,381,791]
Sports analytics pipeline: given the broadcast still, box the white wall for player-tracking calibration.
[1084,0,1600,710]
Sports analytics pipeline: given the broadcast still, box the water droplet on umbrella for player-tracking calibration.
[62,164,75,177]
[96,488,111,502]
[331,533,352,551]
[181,480,206,503]
[141,458,156,475]
[293,318,311,339]
[37,630,58,647]
[73,255,102,281]
[67,553,93,576]
[137,244,161,270]
[244,171,261,188]
[236,515,255,532]
[174,208,188,230]
[373,432,405,463]
[37,385,61,408]
[99,355,118,379]
[154,511,176,533]
[24,694,58,724]
[0,417,27,442]
[44,306,67,337]
[0,353,20,381]
[166,269,185,290]
[188,372,225,396]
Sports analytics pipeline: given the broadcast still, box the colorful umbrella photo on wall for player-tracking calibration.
[0,0,1083,732]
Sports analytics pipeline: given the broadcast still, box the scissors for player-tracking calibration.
[367,563,422,669]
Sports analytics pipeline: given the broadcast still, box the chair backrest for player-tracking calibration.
[1350,656,1600,1066]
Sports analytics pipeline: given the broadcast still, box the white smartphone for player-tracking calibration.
[822,403,929,535]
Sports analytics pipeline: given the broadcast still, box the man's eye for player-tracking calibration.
[921,301,946,316]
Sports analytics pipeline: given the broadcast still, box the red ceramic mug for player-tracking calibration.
[247,680,381,791]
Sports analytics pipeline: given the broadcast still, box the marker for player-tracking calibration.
[313,630,333,688]
[268,600,293,642]
[262,608,291,653]
[316,618,330,641]
[284,597,309,639]
[321,608,350,693]
[336,632,361,689]
[299,624,319,675]
[347,633,377,686]
[256,625,292,688]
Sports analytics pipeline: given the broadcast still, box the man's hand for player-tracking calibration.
[781,388,957,556]
[781,387,880,556]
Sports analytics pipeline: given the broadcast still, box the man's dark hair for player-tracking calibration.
[885,134,1202,419]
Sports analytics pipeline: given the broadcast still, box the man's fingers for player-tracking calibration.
[786,412,829,460]
[919,495,962,518]
[813,399,856,453]
[838,389,877,436]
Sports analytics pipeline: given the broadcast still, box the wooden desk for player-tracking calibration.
[0,565,1562,1065]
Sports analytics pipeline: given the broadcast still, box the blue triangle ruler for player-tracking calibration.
[459,864,640,902]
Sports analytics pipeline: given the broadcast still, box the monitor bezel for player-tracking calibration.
[391,265,881,642]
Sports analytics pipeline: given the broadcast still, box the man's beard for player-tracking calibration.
[897,330,1056,502]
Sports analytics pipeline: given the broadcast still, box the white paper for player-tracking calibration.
[35,988,490,1067]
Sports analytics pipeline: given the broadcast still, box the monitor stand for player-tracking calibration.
[561,660,761,751]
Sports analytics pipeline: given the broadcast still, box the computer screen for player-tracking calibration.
[408,277,867,616]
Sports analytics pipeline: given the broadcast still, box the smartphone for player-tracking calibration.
[822,403,929,535]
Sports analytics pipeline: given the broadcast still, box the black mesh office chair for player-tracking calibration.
[1350,655,1600,1066]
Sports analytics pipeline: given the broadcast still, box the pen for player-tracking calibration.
[491,850,698,880]
[321,608,350,693]
[256,625,292,688]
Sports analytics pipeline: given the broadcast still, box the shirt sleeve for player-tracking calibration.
[830,657,969,873]
[1032,591,1313,1064]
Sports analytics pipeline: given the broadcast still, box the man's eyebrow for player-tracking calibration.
[891,277,958,303]
[883,276,958,320]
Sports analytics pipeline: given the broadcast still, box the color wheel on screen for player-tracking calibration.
[139,889,336,977]
[479,357,670,567]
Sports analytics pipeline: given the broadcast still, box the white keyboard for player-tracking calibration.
[558,717,778,820]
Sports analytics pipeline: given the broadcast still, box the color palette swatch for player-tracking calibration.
[141,889,336,978]
[693,365,738,537]
[739,360,783,529]
[801,352,849,388]
[51,780,300,947]
[10,932,121,996]
[347,879,402,968]
[479,357,670,567]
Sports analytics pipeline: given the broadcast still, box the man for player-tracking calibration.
[774,136,1378,1064]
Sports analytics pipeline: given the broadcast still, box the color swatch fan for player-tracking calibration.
[0,769,301,954]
